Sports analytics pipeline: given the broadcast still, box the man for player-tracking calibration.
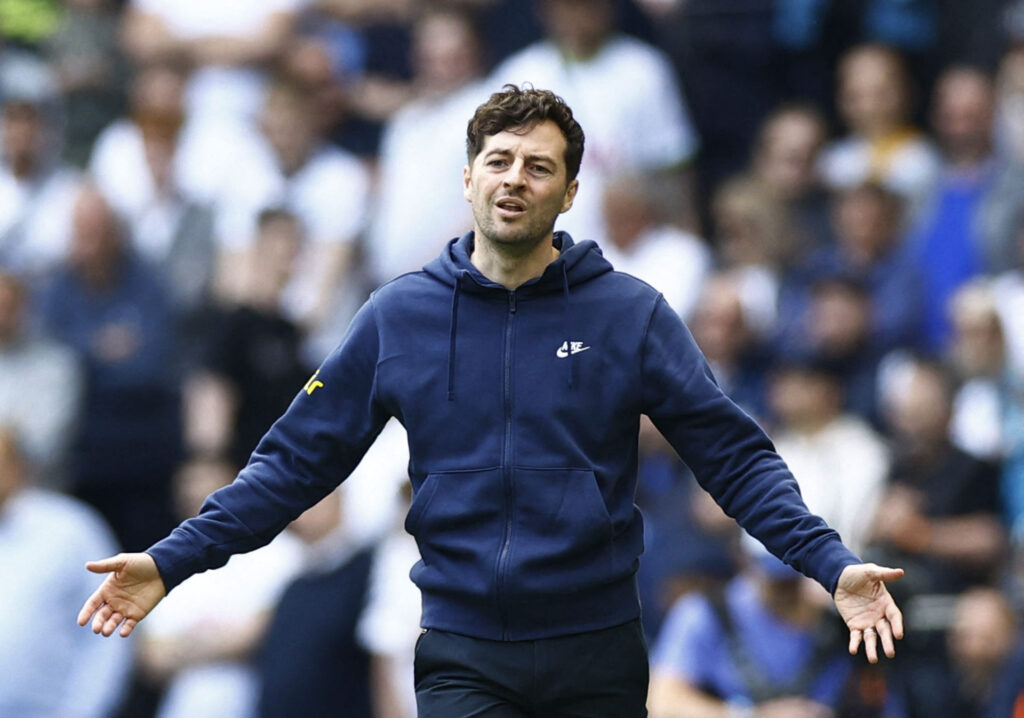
[80,86,903,717]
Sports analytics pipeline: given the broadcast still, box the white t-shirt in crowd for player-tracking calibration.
[774,415,890,557]
[600,225,711,321]
[0,163,80,277]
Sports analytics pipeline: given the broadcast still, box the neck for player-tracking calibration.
[470,231,560,290]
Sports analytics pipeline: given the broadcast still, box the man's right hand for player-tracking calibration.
[77,553,167,637]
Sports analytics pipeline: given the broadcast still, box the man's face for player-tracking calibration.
[464,120,578,253]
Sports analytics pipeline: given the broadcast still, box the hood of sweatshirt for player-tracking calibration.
[423,230,613,293]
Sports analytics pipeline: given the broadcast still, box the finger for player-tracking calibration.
[886,600,905,640]
[91,604,111,634]
[85,555,125,575]
[878,620,896,658]
[864,629,879,664]
[77,590,104,626]
[102,611,124,637]
[849,628,862,656]
[120,618,138,638]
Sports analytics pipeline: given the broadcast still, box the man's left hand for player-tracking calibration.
[834,563,905,663]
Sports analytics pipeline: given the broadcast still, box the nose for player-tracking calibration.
[503,159,527,189]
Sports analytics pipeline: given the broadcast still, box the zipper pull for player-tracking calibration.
[508,291,517,313]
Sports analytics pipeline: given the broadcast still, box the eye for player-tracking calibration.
[487,159,508,168]
[531,165,552,175]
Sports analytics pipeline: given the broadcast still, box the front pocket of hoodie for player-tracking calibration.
[506,467,615,594]
[405,467,505,598]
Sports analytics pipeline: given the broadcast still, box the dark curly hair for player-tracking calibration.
[466,84,585,182]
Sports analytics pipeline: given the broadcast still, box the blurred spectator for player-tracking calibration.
[909,65,1024,350]
[120,0,299,130]
[41,0,127,168]
[767,358,890,556]
[90,63,217,318]
[808,276,886,423]
[945,587,1024,717]
[648,550,857,718]
[139,455,303,718]
[0,425,132,718]
[751,103,834,249]
[489,0,699,245]
[711,175,796,338]
[0,57,81,279]
[0,272,81,486]
[215,77,371,363]
[947,283,1007,463]
[777,182,926,357]
[41,186,182,551]
[364,5,488,286]
[820,44,941,217]
[870,358,1005,598]
[184,209,309,469]
[689,272,771,420]
[259,487,376,718]
[600,171,711,321]
[90,60,250,219]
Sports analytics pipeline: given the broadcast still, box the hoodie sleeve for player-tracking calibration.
[147,299,390,591]
[640,295,860,594]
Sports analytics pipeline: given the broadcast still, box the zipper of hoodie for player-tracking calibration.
[496,289,517,639]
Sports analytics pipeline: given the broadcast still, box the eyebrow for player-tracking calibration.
[483,149,556,165]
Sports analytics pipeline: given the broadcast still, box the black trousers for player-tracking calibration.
[414,619,649,717]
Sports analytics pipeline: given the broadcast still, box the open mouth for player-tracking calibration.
[495,198,526,215]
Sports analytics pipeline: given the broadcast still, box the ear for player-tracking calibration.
[560,179,579,214]
[463,164,472,202]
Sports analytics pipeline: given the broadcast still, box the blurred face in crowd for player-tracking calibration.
[261,87,317,174]
[838,46,911,138]
[252,213,303,298]
[1,103,44,177]
[809,280,871,358]
[413,11,481,93]
[885,363,952,449]
[464,120,578,253]
[131,64,185,129]
[932,67,995,164]
[949,589,1018,681]
[768,367,842,432]
[69,188,122,281]
[173,457,235,521]
[754,108,826,200]
[832,185,901,264]
[949,286,1004,378]
[540,0,614,59]
[602,176,655,251]
[713,178,792,268]
[0,275,25,346]
[691,276,750,364]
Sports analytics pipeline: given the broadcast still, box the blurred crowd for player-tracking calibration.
[3,0,1024,716]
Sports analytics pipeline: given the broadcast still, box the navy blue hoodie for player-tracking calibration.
[148,232,860,640]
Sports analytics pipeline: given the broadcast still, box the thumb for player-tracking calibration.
[85,554,126,575]
[870,565,905,582]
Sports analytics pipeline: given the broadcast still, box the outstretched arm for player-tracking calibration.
[833,563,905,663]
[77,553,167,638]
